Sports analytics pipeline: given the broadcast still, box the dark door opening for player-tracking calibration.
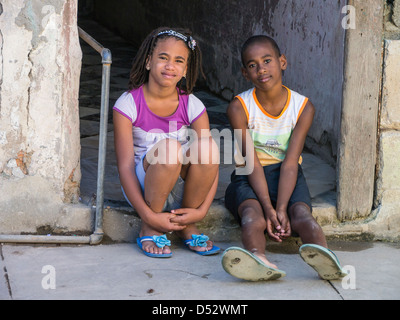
[77,2,336,216]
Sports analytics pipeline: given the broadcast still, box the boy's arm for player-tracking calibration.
[275,100,315,235]
[227,99,282,241]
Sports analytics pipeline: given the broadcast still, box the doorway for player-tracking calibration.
[76,1,337,214]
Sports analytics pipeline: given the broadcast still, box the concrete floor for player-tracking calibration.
[1,240,399,300]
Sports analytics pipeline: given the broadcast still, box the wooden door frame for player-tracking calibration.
[337,0,384,220]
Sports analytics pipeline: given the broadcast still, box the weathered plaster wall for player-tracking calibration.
[93,0,346,165]
[0,0,90,234]
[0,0,395,240]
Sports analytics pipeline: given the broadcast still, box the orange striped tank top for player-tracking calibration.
[235,86,308,166]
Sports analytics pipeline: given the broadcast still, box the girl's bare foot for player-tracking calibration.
[139,223,171,256]
[176,224,214,253]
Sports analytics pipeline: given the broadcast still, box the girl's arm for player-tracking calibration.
[170,171,219,225]
[227,98,282,242]
[275,100,315,237]
[190,111,219,213]
[113,110,184,233]
[170,111,219,225]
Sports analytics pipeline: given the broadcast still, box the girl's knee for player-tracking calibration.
[188,136,219,166]
[147,138,183,166]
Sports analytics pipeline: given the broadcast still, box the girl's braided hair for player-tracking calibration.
[128,27,204,94]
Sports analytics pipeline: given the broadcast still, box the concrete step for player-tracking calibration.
[101,195,338,243]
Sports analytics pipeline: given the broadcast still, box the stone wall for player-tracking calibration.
[385,0,400,38]
[373,1,400,239]
[0,0,91,234]
[92,0,346,165]
[370,38,400,240]
[340,1,400,240]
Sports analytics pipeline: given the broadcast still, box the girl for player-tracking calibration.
[113,27,220,258]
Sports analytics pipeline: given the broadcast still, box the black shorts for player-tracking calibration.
[224,162,312,223]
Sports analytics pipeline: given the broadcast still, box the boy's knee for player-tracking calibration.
[289,202,320,232]
[240,206,267,231]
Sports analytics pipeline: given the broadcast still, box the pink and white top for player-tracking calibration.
[113,86,206,166]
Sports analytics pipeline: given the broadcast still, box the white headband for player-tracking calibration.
[156,30,197,51]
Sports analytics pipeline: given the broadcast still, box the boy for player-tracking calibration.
[222,35,347,281]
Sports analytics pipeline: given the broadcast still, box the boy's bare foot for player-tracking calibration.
[251,251,278,269]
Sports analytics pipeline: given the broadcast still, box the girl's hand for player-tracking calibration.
[169,208,206,226]
[144,211,187,233]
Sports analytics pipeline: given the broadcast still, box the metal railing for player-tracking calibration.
[77,26,112,244]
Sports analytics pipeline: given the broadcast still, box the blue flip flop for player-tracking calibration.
[299,244,348,280]
[184,234,220,256]
[137,234,172,258]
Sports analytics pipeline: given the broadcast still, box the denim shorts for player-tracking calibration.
[224,162,312,223]
[122,153,184,212]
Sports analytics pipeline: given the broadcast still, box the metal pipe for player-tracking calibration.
[92,47,112,244]
[78,27,103,54]
[0,27,111,245]
[0,235,91,245]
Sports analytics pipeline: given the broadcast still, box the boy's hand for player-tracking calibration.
[265,209,291,242]
[276,210,291,240]
[265,208,284,242]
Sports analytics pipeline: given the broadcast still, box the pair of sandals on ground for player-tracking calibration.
[137,233,220,257]
[137,234,348,281]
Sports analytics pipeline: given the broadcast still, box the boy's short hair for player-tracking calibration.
[241,35,282,66]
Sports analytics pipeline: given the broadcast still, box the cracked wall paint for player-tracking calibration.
[0,0,32,173]
[15,0,63,49]
[0,3,3,117]
[0,0,83,233]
